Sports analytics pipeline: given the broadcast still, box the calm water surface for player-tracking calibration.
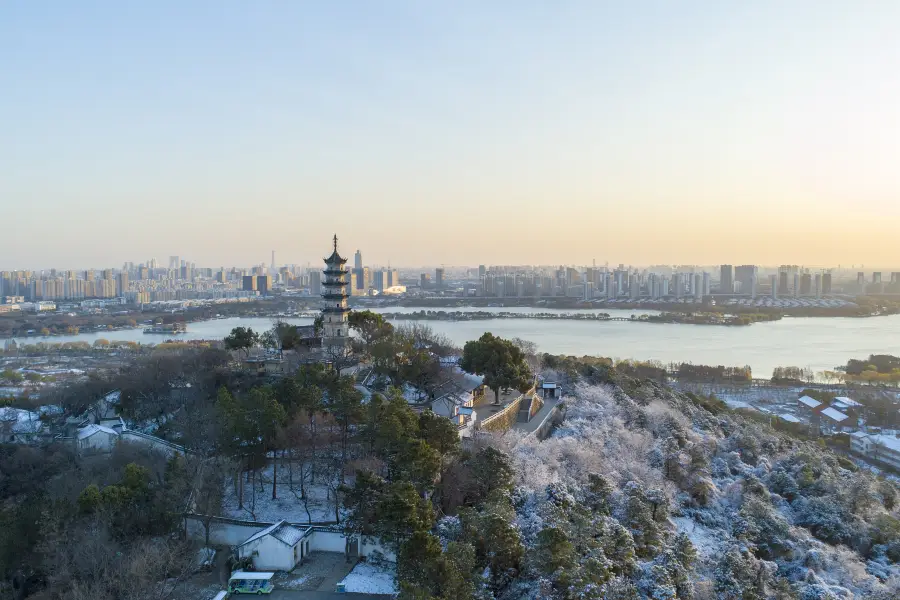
[12,307,900,378]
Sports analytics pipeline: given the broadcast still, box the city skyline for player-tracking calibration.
[3,250,900,274]
[3,2,900,267]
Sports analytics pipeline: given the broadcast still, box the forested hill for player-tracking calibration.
[471,357,900,599]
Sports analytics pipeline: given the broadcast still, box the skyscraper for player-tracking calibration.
[822,272,832,294]
[354,250,362,270]
[351,267,370,294]
[735,265,758,297]
[719,265,733,294]
[435,267,445,289]
[116,272,128,297]
[308,271,322,296]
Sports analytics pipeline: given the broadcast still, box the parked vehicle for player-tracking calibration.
[228,571,274,595]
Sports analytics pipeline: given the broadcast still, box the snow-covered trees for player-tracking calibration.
[384,355,900,599]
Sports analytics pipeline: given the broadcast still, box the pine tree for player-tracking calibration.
[585,473,613,515]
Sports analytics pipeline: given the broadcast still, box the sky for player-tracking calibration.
[2,1,899,270]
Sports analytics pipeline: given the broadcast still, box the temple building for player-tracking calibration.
[321,235,350,353]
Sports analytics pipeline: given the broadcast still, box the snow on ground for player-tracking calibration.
[273,572,312,590]
[722,398,751,410]
[222,462,342,523]
[339,561,397,595]
[672,516,725,561]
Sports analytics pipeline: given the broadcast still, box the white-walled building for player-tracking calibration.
[236,521,309,572]
[851,432,900,471]
[77,424,119,452]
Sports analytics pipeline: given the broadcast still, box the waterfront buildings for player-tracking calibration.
[735,265,758,297]
[719,265,733,294]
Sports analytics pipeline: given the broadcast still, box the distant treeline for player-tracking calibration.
[543,355,752,384]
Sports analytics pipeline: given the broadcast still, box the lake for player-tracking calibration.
[8,306,900,379]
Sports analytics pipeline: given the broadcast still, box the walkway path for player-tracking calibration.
[472,388,520,424]
[512,397,562,435]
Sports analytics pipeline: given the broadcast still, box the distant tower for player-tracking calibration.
[322,235,351,351]
[271,250,276,271]
[354,249,363,270]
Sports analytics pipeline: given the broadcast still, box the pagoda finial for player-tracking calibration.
[333,234,338,253]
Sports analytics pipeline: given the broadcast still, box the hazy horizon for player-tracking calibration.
[3,1,899,269]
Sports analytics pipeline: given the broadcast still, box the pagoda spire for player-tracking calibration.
[333,234,338,254]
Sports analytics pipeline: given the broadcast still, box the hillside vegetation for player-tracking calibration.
[461,358,900,599]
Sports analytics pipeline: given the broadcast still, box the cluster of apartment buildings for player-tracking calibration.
[471,266,713,301]
[312,249,405,297]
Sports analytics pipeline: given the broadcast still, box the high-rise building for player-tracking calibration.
[308,271,322,296]
[793,273,800,298]
[693,273,703,300]
[354,250,362,270]
[242,275,257,291]
[116,272,129,296]
[702,272,711,296]
[372,270,386,292]
[814,273,822,299]
[614,269,626,297]
[800,273,812,295]
[169,256,180,270]
[719,265,734,294]
[778,270,789,295]
[322,235,350,351]
[351,267,370,294]
[256,275,271,296]
[770,274,778,300]
[673,273,684,299]
[387,270,401,288]
[478,265,486,278]
[857,272,865,287]
[822,272,832,294]
[435,267,445,289]
[420,273,431,289]
[735,265,758,297]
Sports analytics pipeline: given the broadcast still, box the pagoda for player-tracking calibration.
[321,234,351,350]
